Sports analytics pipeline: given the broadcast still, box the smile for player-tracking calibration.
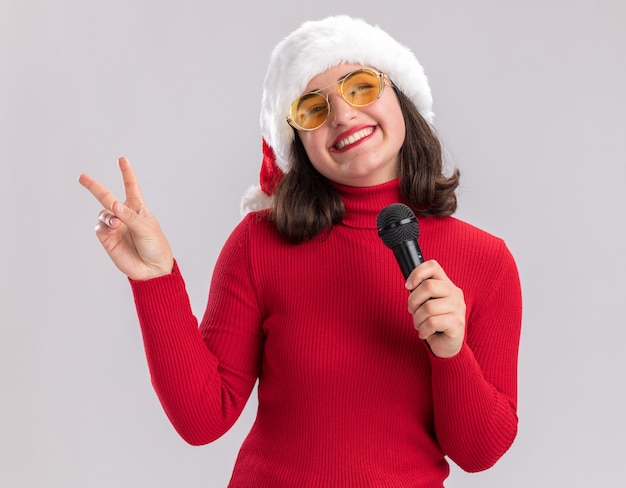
[334,127,375,150]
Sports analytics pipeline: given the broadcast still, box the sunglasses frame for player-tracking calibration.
[286,68,387,132]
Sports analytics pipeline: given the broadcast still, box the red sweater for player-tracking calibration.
[130,179,522,487]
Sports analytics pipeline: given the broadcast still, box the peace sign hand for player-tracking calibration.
[78,157,174,281]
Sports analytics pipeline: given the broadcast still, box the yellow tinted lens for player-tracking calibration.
[290,92,329,130]
[341,70,382,107]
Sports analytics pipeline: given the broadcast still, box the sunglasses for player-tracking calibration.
[287,68,387,131]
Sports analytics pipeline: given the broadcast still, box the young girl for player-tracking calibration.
[80,15,522,488]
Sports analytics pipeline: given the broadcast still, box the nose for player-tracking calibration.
[327,92,358,126]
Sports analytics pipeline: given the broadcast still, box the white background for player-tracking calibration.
[1,1,625,486]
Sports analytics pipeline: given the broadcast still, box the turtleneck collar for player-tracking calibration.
[332,179,406,229]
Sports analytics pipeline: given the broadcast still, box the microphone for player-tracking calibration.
[377,203,424,280]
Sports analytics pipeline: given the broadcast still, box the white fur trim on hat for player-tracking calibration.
[241,15,434,216]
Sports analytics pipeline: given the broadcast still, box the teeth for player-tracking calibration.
[336,127,374,149]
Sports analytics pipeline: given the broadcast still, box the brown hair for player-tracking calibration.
[271,88,460,243]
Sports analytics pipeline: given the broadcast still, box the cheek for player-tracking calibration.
[298,133,337,179]
[298,132,327,162]
[394,116,407,146]
[384,108,406,148]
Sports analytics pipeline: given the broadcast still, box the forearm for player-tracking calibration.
[427,236,522,470]
[130,261,253,445]
[429,343,518,471]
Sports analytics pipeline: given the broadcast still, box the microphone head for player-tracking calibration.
[376,203,420,249]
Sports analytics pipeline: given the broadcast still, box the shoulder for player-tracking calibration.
[228,209,278,240]
[221,210,289,259]
[420,216,510,254]
[421,215,501,240]
[419,216,519,284]
[212,210,284,287]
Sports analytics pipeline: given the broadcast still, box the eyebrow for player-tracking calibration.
[306,70,356,94]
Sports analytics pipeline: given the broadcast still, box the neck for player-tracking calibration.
[332,179,405,229]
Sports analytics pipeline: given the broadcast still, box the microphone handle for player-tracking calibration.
[393,240,424,280]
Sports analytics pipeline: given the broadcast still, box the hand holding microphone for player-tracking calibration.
[377,204,466,358]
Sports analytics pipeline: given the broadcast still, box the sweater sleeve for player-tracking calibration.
[129,219,263,446]
[429,239,522,472]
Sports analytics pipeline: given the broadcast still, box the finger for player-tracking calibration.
[405,259,449,290]
[407,278,449,313]
[109,199,148,234]
[118,157,145,207]
[415,310,464,338]
[419,318,464,358]
[78,173,119,212]
[415,316,442,340]
[98,209,119,228]
[417,295,453,317]
[411,295,450,328]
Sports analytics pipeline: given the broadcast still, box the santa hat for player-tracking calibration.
[241,15,434,216]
